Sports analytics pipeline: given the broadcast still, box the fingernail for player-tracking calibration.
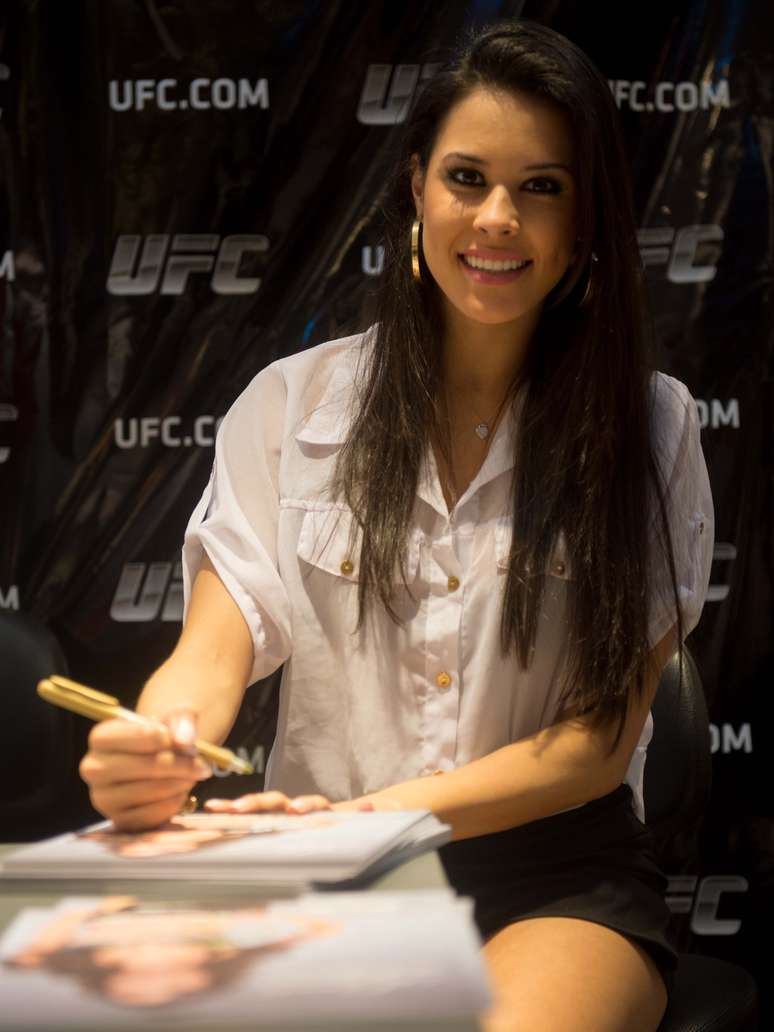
[194,760,213,780]
[174,715,196,743]
[288,798,312,813]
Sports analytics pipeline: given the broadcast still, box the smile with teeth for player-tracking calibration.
[461,255,531,271]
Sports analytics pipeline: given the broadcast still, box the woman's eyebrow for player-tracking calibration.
[442,151,573,174]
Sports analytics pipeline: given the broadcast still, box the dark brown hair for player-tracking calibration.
[332,18,682,757]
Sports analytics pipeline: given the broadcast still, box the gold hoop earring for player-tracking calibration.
[578,251,599,308]
[411,218,422,283]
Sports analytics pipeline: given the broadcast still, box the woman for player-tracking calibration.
[6,895,337,1008]
[80,18,714,1031]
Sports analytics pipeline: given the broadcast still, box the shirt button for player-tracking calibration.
[340,559,354,576]
[447,575,460,592]
[553,560,566,576]
[435,671,452,690]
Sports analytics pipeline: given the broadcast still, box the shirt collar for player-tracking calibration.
[416,389,525,516]
[296,339,524,513]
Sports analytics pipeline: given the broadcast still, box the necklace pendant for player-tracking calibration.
[474,422,490,440]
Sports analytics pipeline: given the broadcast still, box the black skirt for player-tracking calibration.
[438,782,678,1002]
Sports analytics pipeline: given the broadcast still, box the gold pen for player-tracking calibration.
[37,675,254,776]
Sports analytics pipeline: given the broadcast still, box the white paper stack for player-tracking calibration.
[0,810,451,887]
[0,891,491,1029]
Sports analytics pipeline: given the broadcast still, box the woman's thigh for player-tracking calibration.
[480,915,668,1032]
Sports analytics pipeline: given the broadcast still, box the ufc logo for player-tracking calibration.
[666,875,747,935]
[638,225,723,283]
[0,402,19,463]
[111,561,183,622]
[708,542,736,603]
[357,62,441,124]
[107,234,268,295]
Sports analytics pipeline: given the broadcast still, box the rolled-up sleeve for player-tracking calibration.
[181,363,292,685]
[648,375,715,649]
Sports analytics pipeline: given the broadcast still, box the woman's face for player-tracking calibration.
[93,943,217,1006]
[411,86,579,329]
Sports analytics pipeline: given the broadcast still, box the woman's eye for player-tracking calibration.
[448,168,482,187]
[525,177,562,194]
[447,169,563,194]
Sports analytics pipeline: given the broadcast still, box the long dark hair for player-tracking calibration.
[332,18,683,758]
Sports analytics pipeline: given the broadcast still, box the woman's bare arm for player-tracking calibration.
[81,554,257,829]
[136,552,255,744]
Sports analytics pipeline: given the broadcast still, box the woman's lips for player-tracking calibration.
[458,254,533,285]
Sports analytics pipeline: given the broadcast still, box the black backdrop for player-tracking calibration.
[1,1,771,1019]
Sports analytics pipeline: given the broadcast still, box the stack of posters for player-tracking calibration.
[0,891,491,1029]
[0,810,451,888]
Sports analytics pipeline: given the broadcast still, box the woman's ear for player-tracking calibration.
[410,153,424,220]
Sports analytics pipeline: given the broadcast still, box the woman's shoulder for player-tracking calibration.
[260,324,375,397]
[648,371,701,480]
[649,371,697,430]
[649,370,693,411]
[222,325,373,419]
[219,325,376,449]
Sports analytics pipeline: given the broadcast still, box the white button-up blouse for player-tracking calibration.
[181,326,714,824]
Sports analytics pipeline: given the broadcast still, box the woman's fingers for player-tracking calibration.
[93,778,198,813]
[203,793,345,814]
[89,780,195,830]
[80,749,211,787]
[111,789,194,832]
[162,706,200,756]
[204,791,295,813]
[88,718,171,755]
[286,795,333,814]
[332,798,376,812]
[87,709,200,758]
[80,711,209,831]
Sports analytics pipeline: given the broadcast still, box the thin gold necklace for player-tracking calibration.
[469,391,511,440]
[438,389,511,505]
[445,385,511,441]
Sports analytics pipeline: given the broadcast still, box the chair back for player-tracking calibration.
[644,644,712,849]
[0,612,74,838]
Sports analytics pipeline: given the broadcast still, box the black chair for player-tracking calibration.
[0,611,81,840]
[646,646,759,1031]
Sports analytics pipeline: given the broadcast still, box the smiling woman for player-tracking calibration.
[412,90,578,344]
[79,17,714,1032]
[401,86,582,509]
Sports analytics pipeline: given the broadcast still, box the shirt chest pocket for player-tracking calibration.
[296,505,422,585]
[494,517,574,581]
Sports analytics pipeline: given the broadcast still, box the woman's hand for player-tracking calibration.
[203,792,376,815]
[79,708,213,831]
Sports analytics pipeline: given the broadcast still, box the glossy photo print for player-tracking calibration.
[0,892,490,1027]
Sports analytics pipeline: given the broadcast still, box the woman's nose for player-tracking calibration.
[472,186,519,235]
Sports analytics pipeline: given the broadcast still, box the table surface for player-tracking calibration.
[0,843,482,1032]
